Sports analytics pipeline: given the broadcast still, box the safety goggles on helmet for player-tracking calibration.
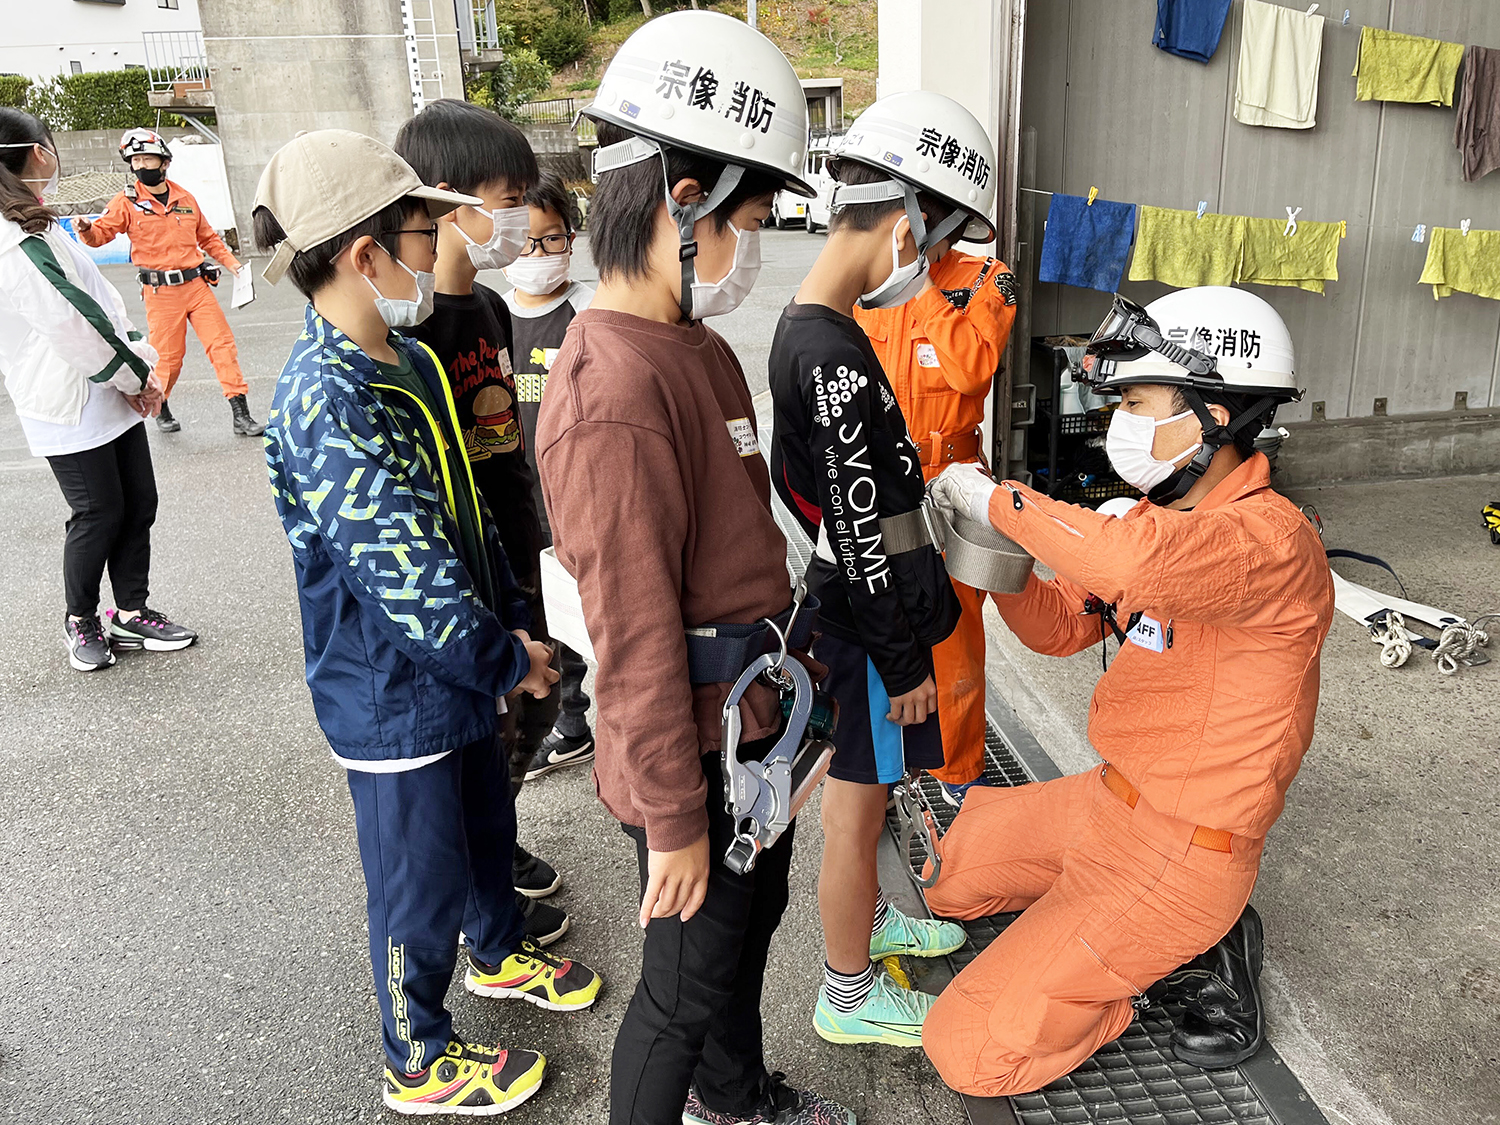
[1082,294,1218,386]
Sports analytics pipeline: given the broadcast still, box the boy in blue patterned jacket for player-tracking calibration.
[253,130,602,1118]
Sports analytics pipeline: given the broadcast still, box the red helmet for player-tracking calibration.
[119,128,171,163]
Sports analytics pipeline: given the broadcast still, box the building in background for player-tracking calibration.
[878,0,1500,485]
[1,0,203,80]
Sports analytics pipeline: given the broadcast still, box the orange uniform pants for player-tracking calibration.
[931,576,987,784]
[921,766,1263,1097]
[143,277,247,399]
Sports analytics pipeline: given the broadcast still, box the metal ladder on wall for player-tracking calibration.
[401,0,448,112]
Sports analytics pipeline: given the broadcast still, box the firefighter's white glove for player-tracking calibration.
[931,462,997,527]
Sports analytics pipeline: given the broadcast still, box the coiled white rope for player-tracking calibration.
[1371,611,1413,668]
[1431,613,1499,675]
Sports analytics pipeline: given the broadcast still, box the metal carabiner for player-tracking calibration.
[893,774,943,889]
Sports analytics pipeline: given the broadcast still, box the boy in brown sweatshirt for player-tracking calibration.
[534,12,854,1125]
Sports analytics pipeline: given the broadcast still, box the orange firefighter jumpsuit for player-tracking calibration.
[853,250,1017,784]
[921,453,1333,1097]
[79,180,247,400]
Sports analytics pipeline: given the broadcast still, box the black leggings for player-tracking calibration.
[45,423,157,617]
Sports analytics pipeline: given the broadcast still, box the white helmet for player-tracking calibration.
[119,127,171,163]
[584,11,811,195]
[583,10,810,320]
[1085,287,1298,398]
[1084,287,1301,503]
[831,90,998,246]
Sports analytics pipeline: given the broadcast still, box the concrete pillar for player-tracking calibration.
[876,0,1004,154]
[201,0,429,242]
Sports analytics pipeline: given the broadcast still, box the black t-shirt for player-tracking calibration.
[768,301,959,697]
[503,281,594,544]
[409,283,544,579]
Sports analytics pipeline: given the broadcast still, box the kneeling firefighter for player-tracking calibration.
[923,286,1334,1095]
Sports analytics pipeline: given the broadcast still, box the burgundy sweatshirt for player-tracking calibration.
[536,309,792,852]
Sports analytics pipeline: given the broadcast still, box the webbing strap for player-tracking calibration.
[1325,548,1409,598]
[685,594,820,686]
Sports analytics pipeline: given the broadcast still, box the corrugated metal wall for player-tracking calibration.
[1021,0,1500,422]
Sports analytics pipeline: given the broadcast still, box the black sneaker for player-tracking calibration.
[106,607,198,651]
[155,400,180,433]
[64,614,115,672]
[519,893,570,947]
[514,845,561,899]
[522,728,595,781]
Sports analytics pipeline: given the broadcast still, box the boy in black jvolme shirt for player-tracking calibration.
[395,99,573,945]
[768,159,965,1049]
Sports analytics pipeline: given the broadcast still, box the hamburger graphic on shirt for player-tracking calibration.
[468,383,521,461]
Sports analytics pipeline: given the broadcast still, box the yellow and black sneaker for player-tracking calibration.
[464,938,602,1011]
[383,1039,545,1116]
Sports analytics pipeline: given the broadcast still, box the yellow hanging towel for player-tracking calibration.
[1241,217,1342,293]
[1418,227,1500,301]
[1352,26,1464,106]
[1128,206,1246,289]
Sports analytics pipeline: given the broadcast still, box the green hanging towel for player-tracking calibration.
[1241,217,1342,294]
[1352,26,1464,106]
[1418,227,1500,301]
[1128,206,1246,288]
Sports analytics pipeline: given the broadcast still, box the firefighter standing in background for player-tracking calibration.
[851,127,1017,807]
[77,129,264,436]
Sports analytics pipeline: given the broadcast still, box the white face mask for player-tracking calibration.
[858,216,929,310]
[6,143,59,199]
[364,248,435,329]
[689,223,761,319]
[1105,408,1202,494]
[504,251,571,297]
[459,205,530,271]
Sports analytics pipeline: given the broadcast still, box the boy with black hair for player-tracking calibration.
[769,93,996,1049]
[255,129,601,1118]
[500,170,597,781]
[393,100,572,943]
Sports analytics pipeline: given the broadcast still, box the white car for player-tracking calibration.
[769,189,808,229]
[799,149,837,234]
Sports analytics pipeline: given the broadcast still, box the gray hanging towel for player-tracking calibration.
[1454,44,1500,182]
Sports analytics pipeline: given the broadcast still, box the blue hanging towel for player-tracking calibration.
[1037,194,1137,292]
[1153,0,1233,64]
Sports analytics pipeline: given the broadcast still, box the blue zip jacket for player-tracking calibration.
[264,305,532,764]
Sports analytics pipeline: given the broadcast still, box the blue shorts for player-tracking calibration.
[816,631,943,786]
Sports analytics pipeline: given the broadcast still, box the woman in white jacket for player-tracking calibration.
[0,108,197,670]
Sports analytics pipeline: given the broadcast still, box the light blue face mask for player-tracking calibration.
[364,246,435,329]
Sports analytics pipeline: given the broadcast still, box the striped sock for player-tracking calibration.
[871,890,890,936]
[824,960,877,1014]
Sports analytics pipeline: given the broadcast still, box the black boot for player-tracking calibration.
[229,393,265,437]
[1170,904,1265,1069]
[156,400,180,432]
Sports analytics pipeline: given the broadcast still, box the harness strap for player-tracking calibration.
[685,594,820,686]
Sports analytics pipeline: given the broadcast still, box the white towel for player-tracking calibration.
[1234,0,1325,129]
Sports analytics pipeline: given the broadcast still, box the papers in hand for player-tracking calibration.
[231,267,255,309]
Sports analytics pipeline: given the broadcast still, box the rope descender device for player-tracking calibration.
[891,773,944,889]
[720,584,838,875]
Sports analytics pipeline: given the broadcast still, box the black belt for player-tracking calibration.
[685,594,820,685]
[138,263,218,287]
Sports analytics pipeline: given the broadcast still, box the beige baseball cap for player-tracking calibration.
[253,129,481,285]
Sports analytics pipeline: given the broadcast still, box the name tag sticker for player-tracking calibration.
[1126,614,1166,654]
[726,416,759,457]
[916,343,940,368]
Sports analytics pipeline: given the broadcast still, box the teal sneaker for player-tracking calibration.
[870,904,966,959]
[813,972,936,1047]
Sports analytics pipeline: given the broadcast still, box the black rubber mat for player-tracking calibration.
[886,727,1328,1125]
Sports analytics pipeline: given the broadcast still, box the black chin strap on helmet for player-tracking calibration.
[1146,389,1279,506]
[828,177,972,259]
